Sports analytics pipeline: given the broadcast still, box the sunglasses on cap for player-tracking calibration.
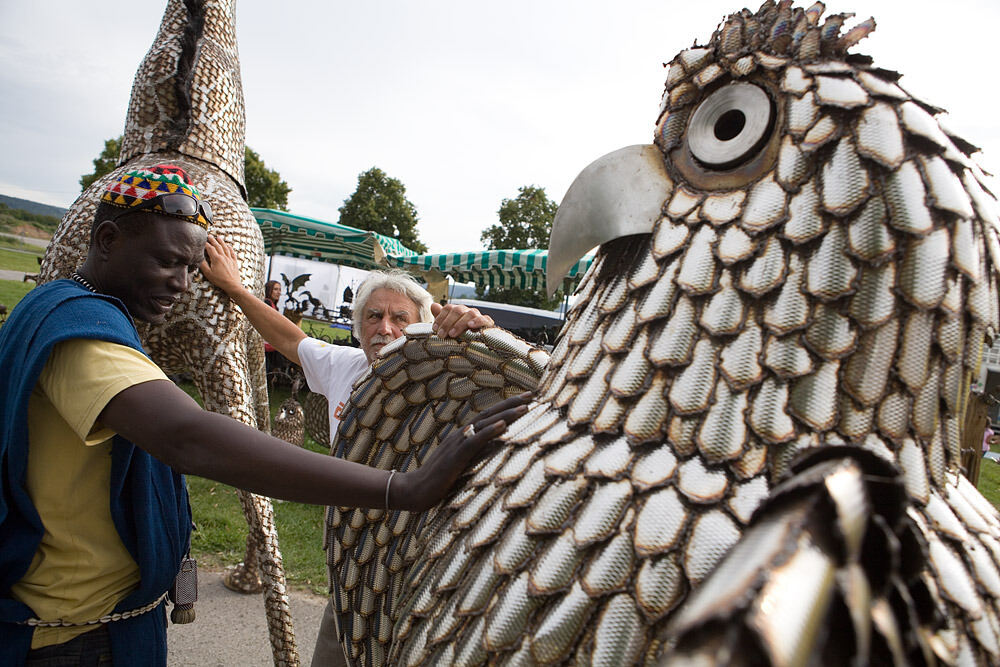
[112,193,213,225]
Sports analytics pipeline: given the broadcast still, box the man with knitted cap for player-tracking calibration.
[0,165,529,666]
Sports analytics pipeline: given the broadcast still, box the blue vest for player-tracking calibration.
[0,279,191,666]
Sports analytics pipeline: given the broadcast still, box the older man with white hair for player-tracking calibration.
[201,236,497,665]
[202,236,493,437]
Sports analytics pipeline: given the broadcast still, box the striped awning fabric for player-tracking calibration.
[386,249,595,292]
[252,208,594,292]
[252,208,417,270]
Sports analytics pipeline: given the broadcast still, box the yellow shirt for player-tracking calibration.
[11,339,168,649]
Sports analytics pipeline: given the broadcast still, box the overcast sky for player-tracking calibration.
[1,1,997,254]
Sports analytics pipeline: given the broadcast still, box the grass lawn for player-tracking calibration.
[0,279,34,314]
[0,248,43,273]
[978,446,1000,508]
[186,478,328,594]
[301,318,352,342]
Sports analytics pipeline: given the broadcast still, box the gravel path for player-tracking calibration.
[0,231,49,248]
[0,269,27,281]
[167,568,329,666]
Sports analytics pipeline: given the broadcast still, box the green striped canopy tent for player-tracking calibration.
[251,208,418,277]
[385,249,595,294]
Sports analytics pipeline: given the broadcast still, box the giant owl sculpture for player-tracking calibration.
[37,1,299,664]
[330,2,1000,665]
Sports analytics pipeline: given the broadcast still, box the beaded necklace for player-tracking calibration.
[70,271,97,293]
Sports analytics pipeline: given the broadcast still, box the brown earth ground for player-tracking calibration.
[7,223,51,239]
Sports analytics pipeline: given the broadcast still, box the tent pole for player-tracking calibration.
[562,280,570,322]
[332,265,341,312]
[265,230,278,283]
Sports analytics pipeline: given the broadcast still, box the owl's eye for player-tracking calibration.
[687,83,775,169]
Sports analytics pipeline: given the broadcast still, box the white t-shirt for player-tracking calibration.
[297,337,370,436]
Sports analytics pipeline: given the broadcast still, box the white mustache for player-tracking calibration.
[369,334,394,346]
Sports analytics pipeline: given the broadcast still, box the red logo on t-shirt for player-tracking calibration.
[334,402,346,420]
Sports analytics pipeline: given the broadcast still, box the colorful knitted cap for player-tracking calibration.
[101,164,211,229]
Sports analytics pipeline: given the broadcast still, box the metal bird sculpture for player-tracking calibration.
[273,376,306,448]
[37,1,300,664]
[305,389,333,449]
[329,1,1000,665]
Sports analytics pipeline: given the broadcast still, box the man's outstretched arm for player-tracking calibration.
[100,377,531,511]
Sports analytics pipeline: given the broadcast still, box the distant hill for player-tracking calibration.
[0,194,68,220]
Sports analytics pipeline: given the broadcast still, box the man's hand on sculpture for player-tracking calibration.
[395,392,532,512]
[200,235,244,296]
[198,235,307,364]
[431,302,494,338]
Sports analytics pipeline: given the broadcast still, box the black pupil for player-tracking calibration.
[714,109,746,141]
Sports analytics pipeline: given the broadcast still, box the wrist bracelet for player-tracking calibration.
[385,469,397,511]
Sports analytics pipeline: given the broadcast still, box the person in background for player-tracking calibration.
[264,280,281,309]
[202,238,494,453]
[262,279,282,379]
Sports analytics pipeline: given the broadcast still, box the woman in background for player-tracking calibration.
[263,280,282,379]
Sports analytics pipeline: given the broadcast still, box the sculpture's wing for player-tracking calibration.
[661,446,936,666]
[325,323,549,666]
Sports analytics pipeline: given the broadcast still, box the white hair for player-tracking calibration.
[352,269,433,339]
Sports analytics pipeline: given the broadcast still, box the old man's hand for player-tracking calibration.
[200,235,244,297]
[430,302,494,338]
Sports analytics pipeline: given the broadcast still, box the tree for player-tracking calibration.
[244,147,291,211]
[337,167,427,253]
[477,185,562,310]
[79,137,291,212]
[79,137,122,191]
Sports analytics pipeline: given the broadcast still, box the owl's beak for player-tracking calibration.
[546,144,673,296]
